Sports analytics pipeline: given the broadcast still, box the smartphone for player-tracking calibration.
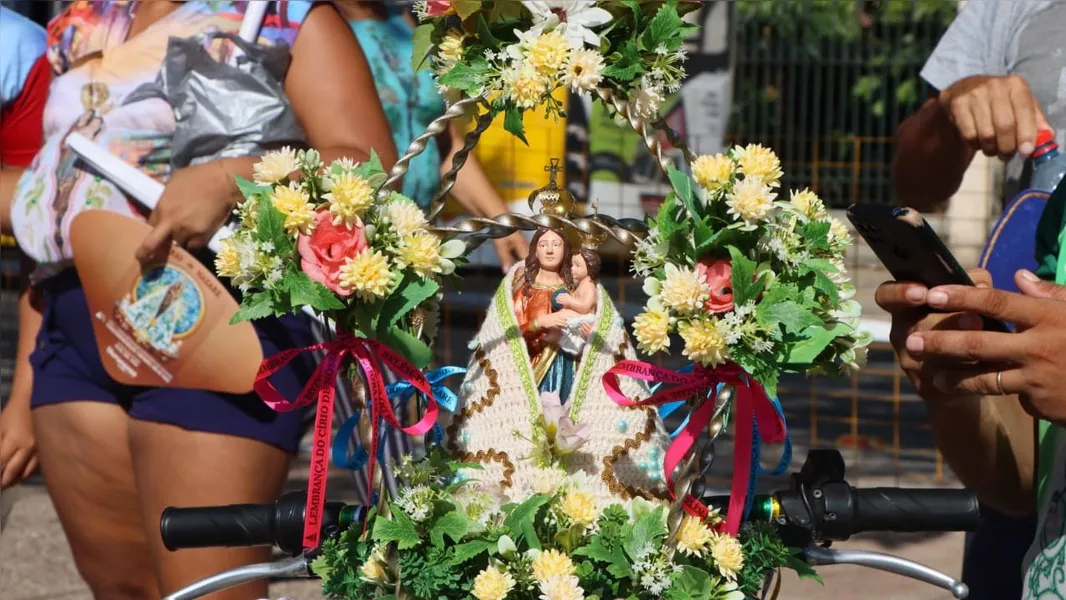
[846,204,1010,333]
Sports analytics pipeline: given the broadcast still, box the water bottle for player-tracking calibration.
[1031,129,1066,192]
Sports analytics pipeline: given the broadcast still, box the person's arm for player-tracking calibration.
[442,123,529,272]
[924,393,1035,516]
[892,93,976,213]
[0,261,43,489]
[138,3,397,260]
[558,283,596,314]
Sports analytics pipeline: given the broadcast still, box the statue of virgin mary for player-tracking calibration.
[442,226,674,508]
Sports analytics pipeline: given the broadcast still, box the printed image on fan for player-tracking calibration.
[114,264,205,361]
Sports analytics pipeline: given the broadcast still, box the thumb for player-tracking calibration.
[137,222,173,264]
[1016,269,1066,301]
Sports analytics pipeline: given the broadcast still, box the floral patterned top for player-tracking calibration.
[10,0,311,280]
[348,6,445,210]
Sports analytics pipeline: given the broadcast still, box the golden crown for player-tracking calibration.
[578,200,609,250]
[528,158,573,217]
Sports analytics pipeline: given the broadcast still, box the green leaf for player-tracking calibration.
[655,194,681,240]
[734,348,780,400]
[255,195,291,254]
[503,108,528,145]
[646,1,684,47]
[667,166,713,246]
[624,506,666,560]
[503,494,549,542]
[728,246,762,306]
[235,176,273,200]
[602,42,644,82]
[757,300,820,335]
[523,519,541,550]
[476,14,500,49]
[785,554,825,585]
[453,0,481,20]
[451,539,494,564]
[804,220,831,251]
[382,325,434,369]
[811,269,839,305]
[377,274,440,336]
[353,149,385,179]
[573,535,632,578]
[786,323,849,365]
[430,511,471,547]
[410,23,435,72]
[231,291,274,323]
[438,59,492,95]
[308,553,331,580]
[282,269,345,312]
[667,566,714,600]
[371,510,421,550]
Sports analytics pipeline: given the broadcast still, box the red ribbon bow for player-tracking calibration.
[603,360,785,535]
[255,334,435,550]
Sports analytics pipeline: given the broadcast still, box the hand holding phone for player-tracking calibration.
[846,204,1011,333]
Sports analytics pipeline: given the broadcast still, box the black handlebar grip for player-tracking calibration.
[161,503,278,551]
[852,488,981,534]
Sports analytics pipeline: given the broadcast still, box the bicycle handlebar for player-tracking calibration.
[160,491,364,555]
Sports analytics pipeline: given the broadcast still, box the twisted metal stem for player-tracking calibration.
[596,88,673,176]
[652,117,698,166]
[378,96,484,201]
[431,211,649,254]
[428,103,494,222]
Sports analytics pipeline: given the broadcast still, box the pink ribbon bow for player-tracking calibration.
[255,334,435,549]
[603,360,785,535]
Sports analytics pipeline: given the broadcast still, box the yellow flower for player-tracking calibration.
[436,29,465,72]
[559,489,598,527]
[360,558,386,582]
[528,30,571,75]
[659,263,710,315]
[503,61,549,109]
[564,48,604,92]
[398,231,442,278]
[472,566,516,600]
[828,218,851,244]
[679,317,729,367]
[323,172,374,228]
[733,143,783,187]
[675,514,714,557]
[381,197,429,237]
[633,307,671,354]
[253,146,299,184]
[691,153,734,193]
[532,549,576,583]
[710,532,745,582]
[538,575,585,600]
[789,188,827,220]
[271,182,316,236]
[215,237,242,279]
[726,177,777,226]
[339,249,393,301]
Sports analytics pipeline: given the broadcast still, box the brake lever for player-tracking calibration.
[805,546,968,599]
[162,555,311,600]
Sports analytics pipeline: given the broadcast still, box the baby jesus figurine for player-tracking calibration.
[551,248,601,357]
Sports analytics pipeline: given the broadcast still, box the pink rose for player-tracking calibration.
[698,259,734,313]
[297,211,367,297]
[425,0,453,16]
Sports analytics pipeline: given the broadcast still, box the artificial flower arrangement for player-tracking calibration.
[312,447,813,600]
[216,147,465,367]
[629,144,872,399]
[413,0,698,140]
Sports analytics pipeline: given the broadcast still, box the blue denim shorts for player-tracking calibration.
[29,269,316,453]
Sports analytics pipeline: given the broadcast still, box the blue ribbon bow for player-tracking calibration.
[331,366,466,471]
[652,363,793,519]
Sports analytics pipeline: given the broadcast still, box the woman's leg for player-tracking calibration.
[33,402,159,600]
[128,420,290,599]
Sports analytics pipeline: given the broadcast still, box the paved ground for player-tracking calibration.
[1,471,969,600]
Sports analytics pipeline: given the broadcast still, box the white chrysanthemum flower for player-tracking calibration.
[538,574,585,600]
[659,263,711,315]
[726,177,777,226]
[253,147,299,184]
[563,48,604,92]
[523,0,612,48]
[380,197,429,237]
[789,188,827,220]
[501,60,549,110]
